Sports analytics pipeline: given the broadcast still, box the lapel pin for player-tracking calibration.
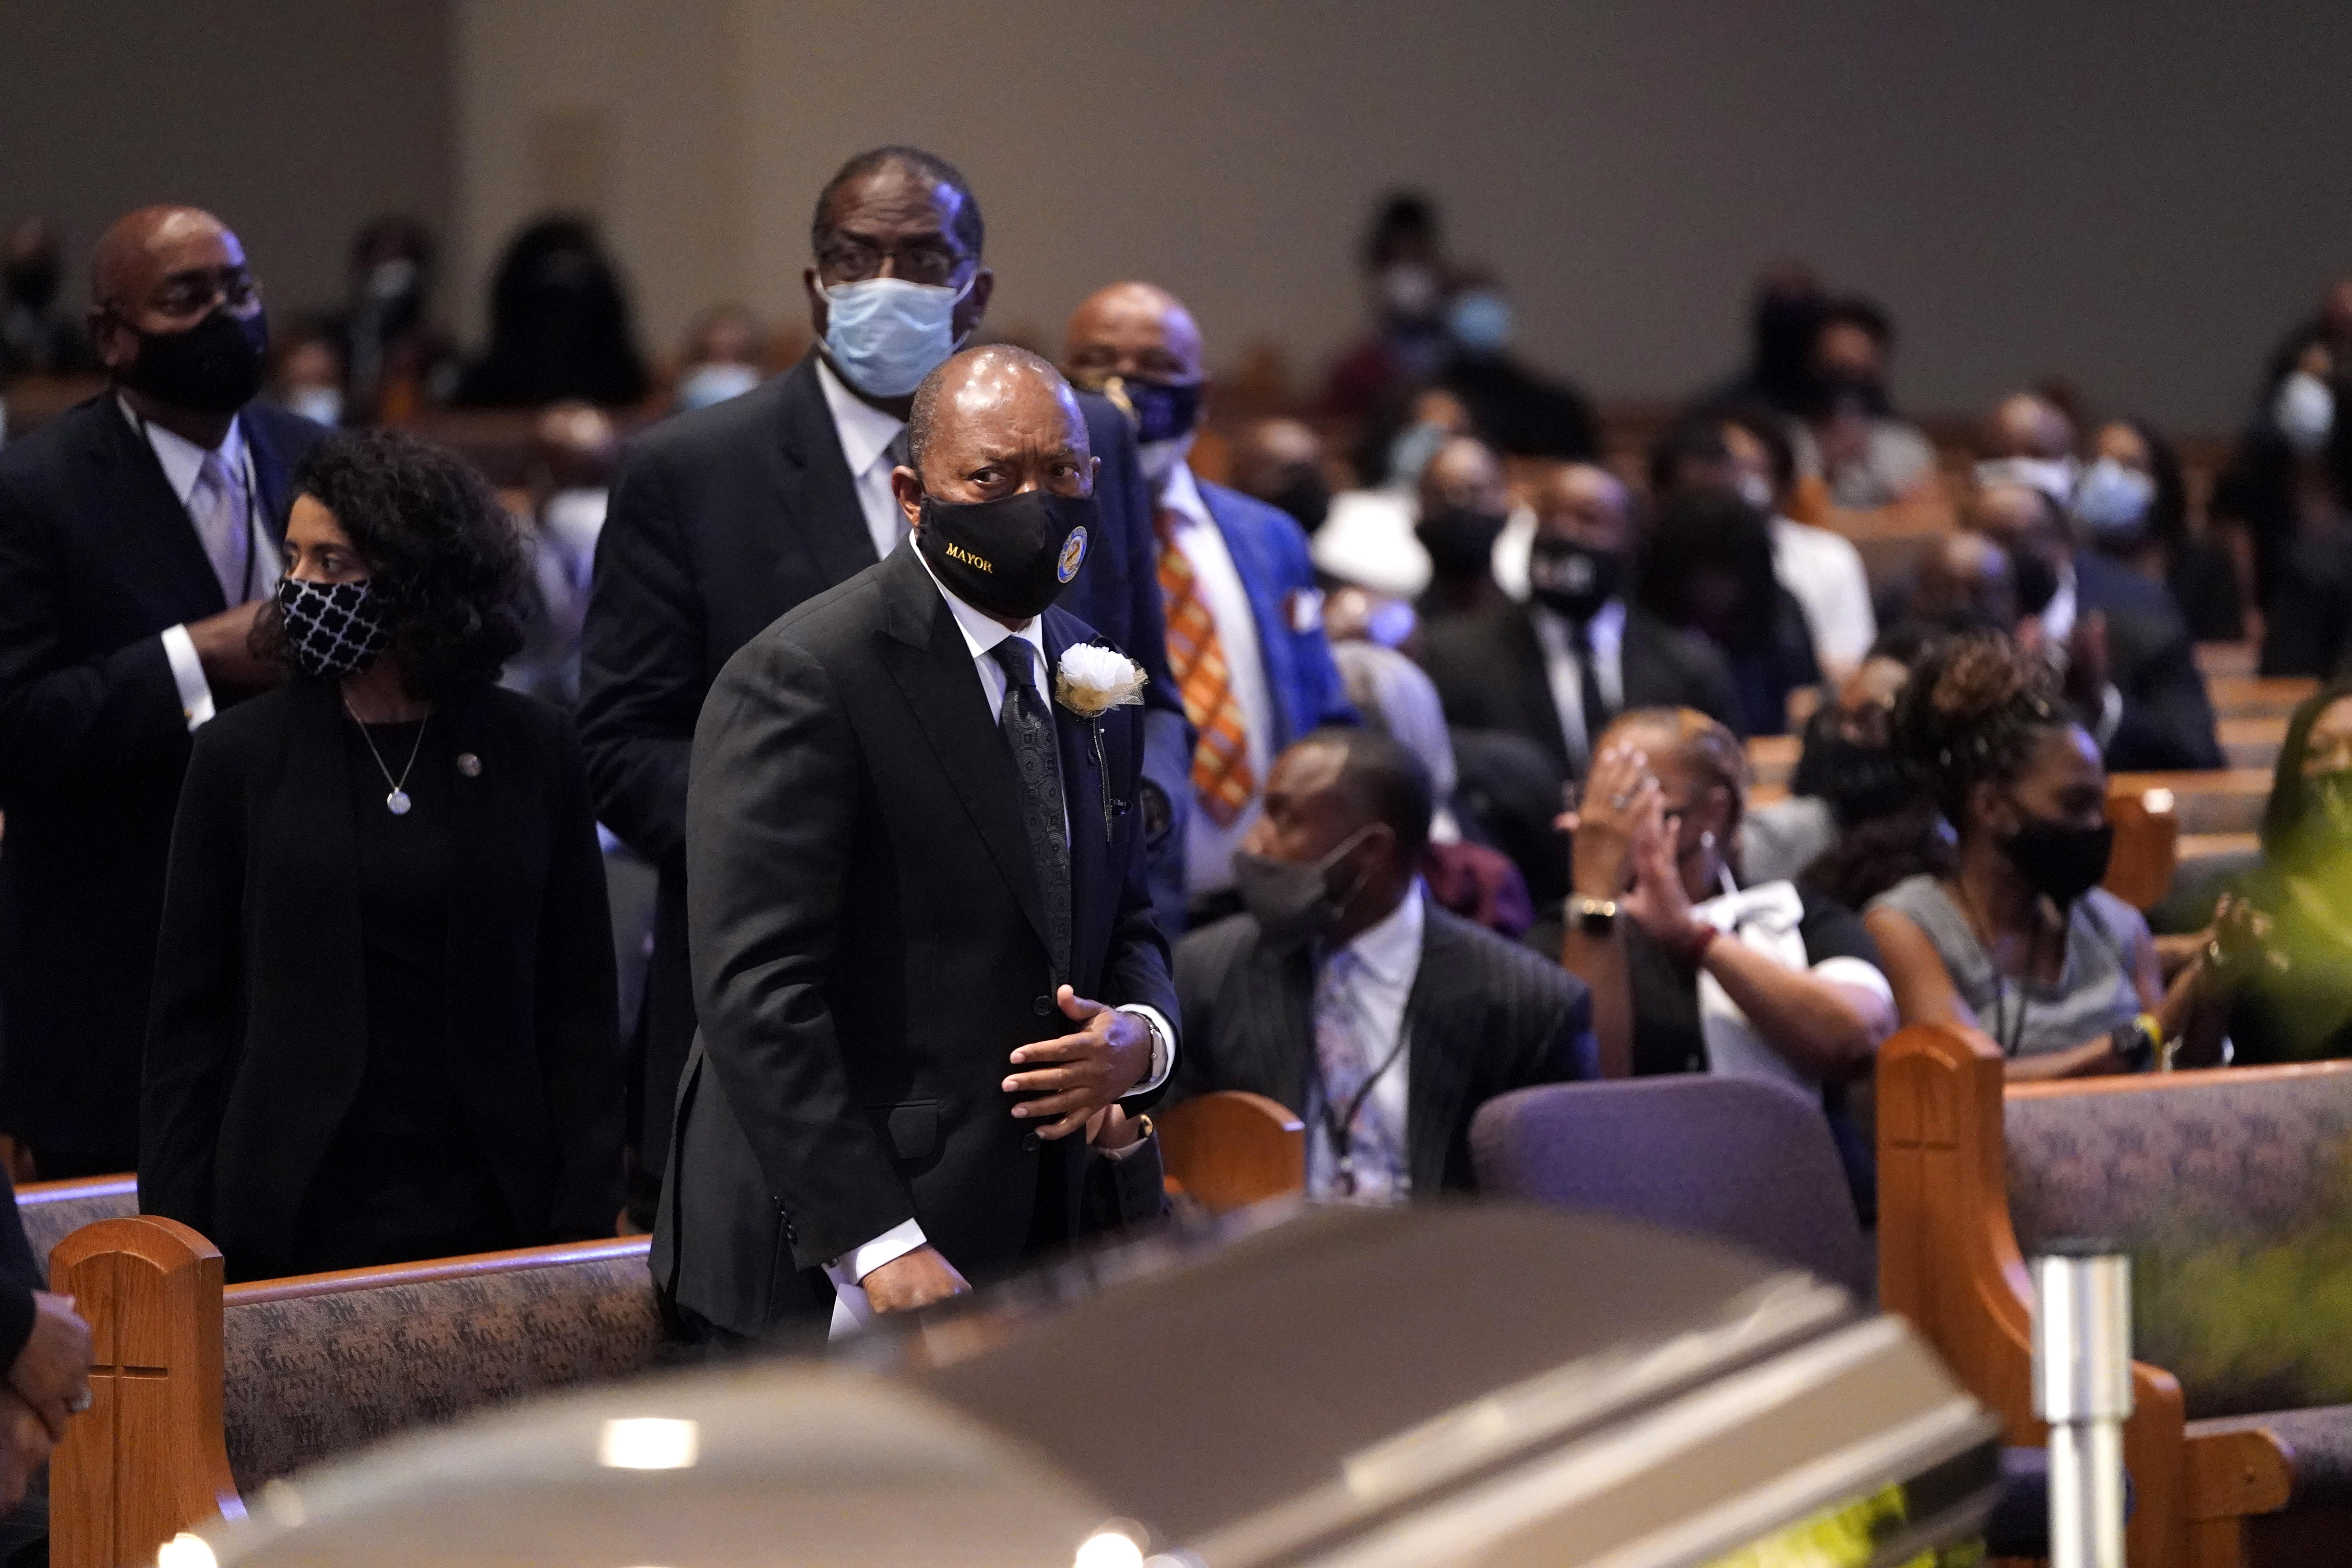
[456,752,481,778]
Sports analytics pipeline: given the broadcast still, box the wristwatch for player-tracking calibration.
[2111,1013,2162,1073]
[1568,896,1619,936]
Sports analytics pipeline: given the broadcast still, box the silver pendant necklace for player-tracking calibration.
[343,698,429,815]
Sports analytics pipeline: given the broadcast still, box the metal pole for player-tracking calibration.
[2033,1245,2132,1568]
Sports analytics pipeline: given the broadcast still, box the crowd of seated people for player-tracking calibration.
[5,158,2352,1537]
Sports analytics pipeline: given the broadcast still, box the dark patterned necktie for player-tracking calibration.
[988,638,1071,978]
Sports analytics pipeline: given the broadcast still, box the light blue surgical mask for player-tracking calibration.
[676,361,761,411]
[2071,457,2157,543]
[820,274,974,398]
[1385,420,1451,488]
[1445,289,1514,355]
[284,386,343,428]
[2275,370,2334,456]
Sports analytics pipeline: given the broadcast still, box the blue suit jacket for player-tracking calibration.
[1194,479,1357,750]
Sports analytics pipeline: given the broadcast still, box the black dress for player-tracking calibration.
[2225,866,2352,1065]
[293,717,517,1272]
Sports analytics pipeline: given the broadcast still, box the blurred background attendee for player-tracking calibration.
[506,401,618,708]
[1789,296,1938,509]
[143,430,622,1281]
[452,216,649,409]
[1227,415,1332,535]
[1064,280,1354,927]
[1710,264,1826,416]
[1864,632,2223,1079]
[2076,416,2242,642]
[267,323,348,428]
[1334,639,1532,936]
[1975,388,2081,506]
[1964,477,2225,769]
[2205,682,2352,1063]
[1559,710,1895,1209]
[1308,392,1475,601]
[1172,728,1592,1202]
[1323,191,1450,424]
[327,214,456,425]
[1414,432,1513,623]
[1422,460,1736,785]
[1746,627,1929,886]
[1635,488,1819,737]
[1653,403,1876,682]
[1431,267,1599,464]
[672,302,770,412]
[1889,528,2019,639]
[0,217,96,378]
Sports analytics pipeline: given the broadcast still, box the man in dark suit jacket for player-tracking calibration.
[582,149,1187,1214]
[0,205,323,1174]
[653,347,1177,1342]
[1968,481,2224,771]
[1174,728,1592,1198]
[1064,282,1356,925]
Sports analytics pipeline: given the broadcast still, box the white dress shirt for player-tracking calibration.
[1527,597,1626,767]
[1769,515,1876,679]
[825,545,1176,1334]
[1306,884,1426,1201]
[815,354,911,563]
[1158,465,1277,897]
[125,399,283,732]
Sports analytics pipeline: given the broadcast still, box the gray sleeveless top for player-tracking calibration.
[1868,875,2143,1058]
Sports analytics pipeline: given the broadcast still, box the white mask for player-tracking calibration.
[2276,370,2335,456]
[2071,457,2157,543]
[285,387,342,428]
[676,361,761,412]
[1138,430,1197,490]
[1735,471,1775,511]
[820,274,974,399]
[1973,455,2080,510]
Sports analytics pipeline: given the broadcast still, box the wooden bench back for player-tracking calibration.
[1158,1092,1305,1214]
[13,1174,137,1286]
[49,1219,656,1568]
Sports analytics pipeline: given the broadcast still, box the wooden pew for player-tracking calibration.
[13,1174,137,1285]
[2110,771,2271,837]
[1158,1092,1304,1215]
[2206,676,2320,722]
[2221,716,2288,774]
[49,1219,659,1568]
[2104,784,2181,911]
[1879,1024,2352,1568]
[2195,642,2258,679]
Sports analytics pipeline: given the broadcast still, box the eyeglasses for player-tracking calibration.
[150,268,261,319]
[815,238,970,289]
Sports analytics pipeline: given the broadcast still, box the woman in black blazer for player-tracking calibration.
[142,430,622,1281]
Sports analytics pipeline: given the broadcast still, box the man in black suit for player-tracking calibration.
[582,148,1187,1218]
[1966,481,2224,771]
[653,346,1176,1342]
[0,205,323,1175]
[1173,728,1592,1198]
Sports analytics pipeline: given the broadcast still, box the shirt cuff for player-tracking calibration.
[160,624,216,731]
[2095,682,2124,748]
[826,1218,927,1290]
[1118,1004,1175,1098]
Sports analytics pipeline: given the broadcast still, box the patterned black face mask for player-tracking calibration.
[277,576,391,679]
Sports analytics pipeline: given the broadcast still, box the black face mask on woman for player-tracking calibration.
[1527,538,1621,622]
[1416,506,1508,579]
[917,487,1096,622]
[2003,813,2114,908]
[116,304,270,415]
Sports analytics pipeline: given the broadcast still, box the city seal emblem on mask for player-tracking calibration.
[1057,526,1088,584]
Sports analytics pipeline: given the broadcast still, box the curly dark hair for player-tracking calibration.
[1889,629,2079,828]
[258,430,526,700]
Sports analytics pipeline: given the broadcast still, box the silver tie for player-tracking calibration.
[191,449,253,605]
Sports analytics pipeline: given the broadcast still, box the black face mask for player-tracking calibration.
[1803,733,1915,826]
[1527,538,1621,622]
[2009,547,2060,618]
[1230,826,1375,949]
[4,256,60,312]
[2003,814,2114,908]
[116,305,269,415]
[1416,506,1508,579]
[1268,472,1331,533]
[916,487,1095,622]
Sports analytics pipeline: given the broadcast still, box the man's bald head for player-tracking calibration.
[906,345,1087,476]
[1912,529,2018,632]
[1063,281,1204,386]
[1984,392,2074,461]
[90,205,239,310]
[1532,460,1634,554]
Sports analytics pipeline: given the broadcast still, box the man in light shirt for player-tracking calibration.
[1063,283,1355,928]
[0,205,322,1176]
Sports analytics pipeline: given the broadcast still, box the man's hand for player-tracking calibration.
[1004,987,1152,1140]
[858,1246,970,1316]
[0,1389,54,1514]
[11,1291,90,1441]
[187,601,279,692]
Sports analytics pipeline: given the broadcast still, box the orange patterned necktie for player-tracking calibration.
[1156,508,1256,827]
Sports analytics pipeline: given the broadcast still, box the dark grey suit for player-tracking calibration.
[2073,549,2224,771]
[652,544,1176,1338]
[1171,897,1593,1194]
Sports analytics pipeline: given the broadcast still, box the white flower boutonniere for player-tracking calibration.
[1053,642,1148,844]
[1053,642,1149,718]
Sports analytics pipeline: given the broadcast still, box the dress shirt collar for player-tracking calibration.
[1336,878,1426,989]
[119,394,247,508]
[912,537,1050,680]
[1157,461,1214,532]
[815,353,907,480]
[1529,594,1626,649]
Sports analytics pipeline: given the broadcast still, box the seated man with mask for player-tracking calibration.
[1064,282,1356,929]
[1171,728,1592,1201]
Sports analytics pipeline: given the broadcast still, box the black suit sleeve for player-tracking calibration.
[2108,624,2225,771]
[578,444,700,867]
[1518,963,1597,1087]
[0,1165,32,1370]
[687,636,913,1267]
[534,713,627,1240]
[138,721,250,1236]
[0,470,189,808]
